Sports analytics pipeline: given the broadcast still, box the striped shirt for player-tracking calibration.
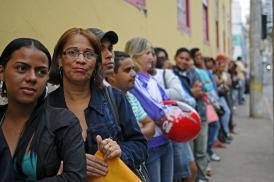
[126,92,147,123]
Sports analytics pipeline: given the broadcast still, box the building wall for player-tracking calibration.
[0,0,231,59]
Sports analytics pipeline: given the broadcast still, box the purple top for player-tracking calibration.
[130,72,170,148]
[130,72,169,121]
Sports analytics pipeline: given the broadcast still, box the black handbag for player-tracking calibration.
[104,86,151,182]
[213,104,225,116]
[217,83,229,96]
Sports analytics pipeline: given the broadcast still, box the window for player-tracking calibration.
[125,0,145,10]
[222,5,226,52]
[177,0,190,32]
[223,31,226,53]
[216,21,219,49]
[215,0,219,49]
[202,3,209,42]
[124,0,147,16]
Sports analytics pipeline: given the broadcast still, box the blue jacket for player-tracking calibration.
[48,86,147,169]
[172,66,207,122]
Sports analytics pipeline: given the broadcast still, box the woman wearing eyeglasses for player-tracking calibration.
[47,28,147,178]
[0,38,86,181]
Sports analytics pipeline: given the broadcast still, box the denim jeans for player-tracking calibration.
[146,142,174,182]
[231,89,238,106]
[207,121,220,156]
[172,142,194,179]
[238,79,245,104]
[219,96,231,135]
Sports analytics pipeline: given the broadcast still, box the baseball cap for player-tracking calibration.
[215,54,227,62]
[87,28,118,45]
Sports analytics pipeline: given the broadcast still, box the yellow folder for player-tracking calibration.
[88,151,141,182]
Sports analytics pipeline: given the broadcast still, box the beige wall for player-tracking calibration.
[0,0,231,59]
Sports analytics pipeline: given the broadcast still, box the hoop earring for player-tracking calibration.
[0,81,3,95]
[59,66,63,78]
[0,81,7,97]
[0,81,8,104]
[92,70,97,81]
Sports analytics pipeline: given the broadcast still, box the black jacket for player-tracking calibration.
[0,128,14,182]
[0,101,86,181]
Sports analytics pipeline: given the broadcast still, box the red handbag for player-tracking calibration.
[202,94,219,123]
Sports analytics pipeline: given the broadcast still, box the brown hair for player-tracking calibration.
[49,27,103,88]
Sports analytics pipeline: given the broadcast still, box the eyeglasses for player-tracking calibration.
[63,48,98,60]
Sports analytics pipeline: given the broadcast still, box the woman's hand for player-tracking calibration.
[86,153,108,177]
[96,135,122,160]
[86,135,122,177]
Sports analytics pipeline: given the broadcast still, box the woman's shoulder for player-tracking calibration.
[164,69,178,79]
[43,102,79,131]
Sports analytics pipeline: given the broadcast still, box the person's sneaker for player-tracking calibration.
[224,135,233,144]
[198,179,209,182]
[210,153,221,162]
[227,134,233,141]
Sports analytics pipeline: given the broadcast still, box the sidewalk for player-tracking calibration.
[209,96,274,182]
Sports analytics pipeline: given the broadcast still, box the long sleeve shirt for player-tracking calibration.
[153,68,196,108]
[130,72,170,148]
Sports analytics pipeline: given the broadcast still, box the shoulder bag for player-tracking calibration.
[104,86,151,182]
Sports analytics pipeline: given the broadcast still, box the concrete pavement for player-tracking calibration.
[209,96,274,182]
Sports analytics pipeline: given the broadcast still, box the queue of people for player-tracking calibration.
[0,27,243,182]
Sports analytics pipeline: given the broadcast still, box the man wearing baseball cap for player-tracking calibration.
[87,28,118,77]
